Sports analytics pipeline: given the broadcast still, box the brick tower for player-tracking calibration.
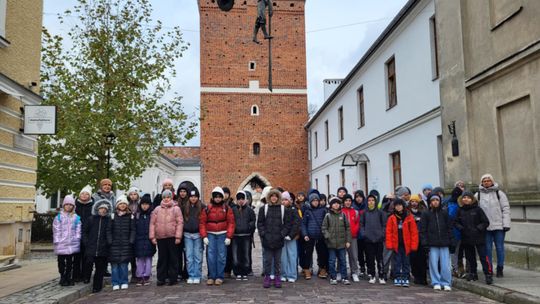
[199,0,309,200]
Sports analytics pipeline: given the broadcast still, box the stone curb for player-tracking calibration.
[453,278,540,304]
[0,278,99,304]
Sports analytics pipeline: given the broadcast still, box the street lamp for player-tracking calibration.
[104,132,116,178]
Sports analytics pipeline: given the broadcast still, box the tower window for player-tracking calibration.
[249,61,256,71]
[253,143,261,155]
[251,105,259,116]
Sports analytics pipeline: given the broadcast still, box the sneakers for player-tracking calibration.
[379,278,386,285]
[496,267,504,278]
[136,279,144,286]
[343,279,351,285]
[242,276,248,281]
[187,278,194,284]
[486,274,493,285]
[274,276,282,288]
[143,279,151,286]
[280,277,287,282]
[193,278,201,284]
[318,268,328,279]
[287,278,296,283]
[112,285,120,291]
[206,279,214,286]
[369,276,376,284]
[402,279,409,287]
[352,273,360,282]
[214,279,223,286]
[394,278,402,286]
[433,284,442,291]
[120,284,128,290]
[236,276,243,281]
[263,275,271,288]
[443,285,452,291]
[330,279,338,285]
[303,269,312,280]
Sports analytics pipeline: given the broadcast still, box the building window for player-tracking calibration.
[429,16,439,79]
[0,0,6,39]
[314,131,318,158]
[248,61,256,71]
[340,169,345,187]
[315,178,319,190]
[324,120,329,150]
[326,174,330,197]
[386,56,397,109]
[357,86,365,128]
[251,105,259,116]
[253,142,261,155]
[390,151,402,189]
[338,106,344,141]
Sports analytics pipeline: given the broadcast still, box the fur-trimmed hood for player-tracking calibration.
[92,199,112,216]
[266,189,282,206]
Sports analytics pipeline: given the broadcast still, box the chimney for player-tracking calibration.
[323,79,343,102]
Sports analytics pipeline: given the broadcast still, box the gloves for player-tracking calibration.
[284,236,292,241]
[503,227,510,232]
[203,237,209,246]
[225,238,231,246]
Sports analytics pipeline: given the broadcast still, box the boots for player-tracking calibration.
[263,275,271,288]
[496,266,504,278]
[318,268,328,279]
[274,275,282,288]
[261,25,272,40]
[303,269,312,280]
[485,274,493,285]
[59,275,67,286]
[252,24,261,44]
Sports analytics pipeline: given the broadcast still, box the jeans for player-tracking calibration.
[429,246,452,287]
[157,237,179,283]
[111,262,129,286]
[486,230,505,269]
[464,243,492,275]
[184,233,203,279]
[263,247,282,276]
[207,233,227,280]
[392,246,410,281]
[328,248,347,280]
[136,257,152,278]
[365,242,384,278]
[281,239,298,280]
[347,240,359,274]
[232,235,251,276]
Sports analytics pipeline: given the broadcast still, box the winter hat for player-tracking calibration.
[245,190,253,205]
[162,178,174,187]
[429,194,441,202]
[177,181,191,191]
[236,191,246,200]
[393,198,405,206]
[319,193,327,201]
[329,196,342,207]
[354,190,365,199]
[432,187,445,196]
[308,193,320,204]
[140,193,152,205]
[162,190,173,198]
[94,199,111,214]
[62,195,75,207]
[297,191,306,197]
[481,173,494,183]
[100,178,112,186]
[337,186,348,195]
[211,187,225,198]
[189,187,200,198]
[261,186,272,201]
[396,187,411,197]
[281,191,292,202]
[409,194,420,202]
[116,194,129,206]
[79,185,93,196]
[343,194,353,202]
[222,187,231,195]
[422,184,433,191]
[461,191,475,202]
[97,202,110,210]
[127,187,139,196]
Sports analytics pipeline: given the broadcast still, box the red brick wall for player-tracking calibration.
[199,0,309,200]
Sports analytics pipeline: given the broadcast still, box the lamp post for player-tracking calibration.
[104,132,116,178]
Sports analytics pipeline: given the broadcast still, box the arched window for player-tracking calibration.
[253,142,261,155]
[251,105,259,116]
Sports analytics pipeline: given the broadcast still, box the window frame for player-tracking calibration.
[338,106,344,142]
[386,56,397,110]
[357,86,365,128]
[429,15,439,80]
[390,151,402,189]
[324,120,329,150]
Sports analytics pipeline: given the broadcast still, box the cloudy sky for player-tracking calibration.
[43,0,408,146]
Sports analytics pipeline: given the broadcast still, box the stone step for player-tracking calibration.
[0,255,19,273]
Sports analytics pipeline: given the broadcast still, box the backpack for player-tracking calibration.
[205,204,229,223]
[264,204,285,225]
[476,190,500,202]
[56,213,80,229]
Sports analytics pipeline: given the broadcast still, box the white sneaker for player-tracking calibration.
[330,279,338,285]
[187,278,194,284]
[352,273,360,282]
[369,277,376,284]
[379,278,386,285]
[434,285,442,291]
[281,277,287,282]
[287,278,296,283]
[112,285,120,291]
[444,285,452,291]
[120,284,128,290]
[193,278,201,284]
[270,275,275,280]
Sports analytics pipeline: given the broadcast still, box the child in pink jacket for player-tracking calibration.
[53,195,82,286]
[150,190,183,286]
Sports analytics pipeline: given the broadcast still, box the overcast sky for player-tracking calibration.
[43,0,408,146]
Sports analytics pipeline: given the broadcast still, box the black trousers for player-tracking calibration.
[365,242,384,278]
[158,238,179,283]
[302,239,328,270]
[73,244,92,281]
[232,236,251,276]
[357,238,367,272]
[263,247,282,276]
[463,243,491,275]
[130,257,137,279]
[90,256,107,291]
[410,247,428,283]
[58,254,74,281]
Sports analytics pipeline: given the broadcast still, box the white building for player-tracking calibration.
[35,147,201,212]
[306,0,443,197]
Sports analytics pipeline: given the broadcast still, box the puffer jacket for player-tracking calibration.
[341,207,360,239]
[455,202,490,245]
[233,203,256,236]
[199,200,235,239]
[257,190,292,249]
[286,205,302,240]
[420,206,454,248]
[75,198,94,229]
[322,209,352,249]
[386,211,418,255]
[107,211,136,263]
[92,190,115,208]
[53,211,81,255]
[301,204,327,239]
[360,207,386,243]
[83,200,112,258]
[150,199,183,240]
[476,183,510,231]
[135,207,156,258]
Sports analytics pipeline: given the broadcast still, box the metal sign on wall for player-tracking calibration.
[23,105,57,135]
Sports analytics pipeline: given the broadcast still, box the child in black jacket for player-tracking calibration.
[232,191,256,280]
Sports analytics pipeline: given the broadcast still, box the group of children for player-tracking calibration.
[53,175,505,293]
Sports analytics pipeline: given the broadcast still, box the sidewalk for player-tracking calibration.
[454,265,540,304]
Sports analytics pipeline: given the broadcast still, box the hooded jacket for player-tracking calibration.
[233,198,256,236]
[53,206,81,255]
[386,210,418,255]
[455,201,490,245]
[341,206,360,239]
[301,201,327,240]
[199,199,235,239]
[135,203,156,258]
[257,189,292,249]
[107,207,136,263]
[420,205,454,248]
[75,197,94,229]
[476,181,510,231]
[322,209,352,249]
[150,198,183,240]
[360,207,386,243]
[83,200,112,258]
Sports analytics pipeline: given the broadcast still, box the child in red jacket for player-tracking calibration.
[386,199,418,287]
[342,194,361,282]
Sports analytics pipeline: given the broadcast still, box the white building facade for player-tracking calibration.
[307,0,443,197]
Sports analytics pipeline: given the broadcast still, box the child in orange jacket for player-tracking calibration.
[386,199,418,287]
